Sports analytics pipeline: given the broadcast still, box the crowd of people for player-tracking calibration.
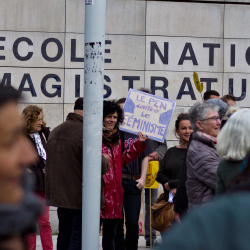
[159,91,250,250]
[1,84,250,250]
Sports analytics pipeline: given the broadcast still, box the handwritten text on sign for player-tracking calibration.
[120,89,176,142]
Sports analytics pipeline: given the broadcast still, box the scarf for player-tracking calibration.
[197,131,217,144]
[30,132,47,163]
[102,126,120,146]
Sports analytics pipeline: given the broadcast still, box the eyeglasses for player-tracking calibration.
[200,116,221,122]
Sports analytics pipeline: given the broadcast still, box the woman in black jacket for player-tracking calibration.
[22,105,53,250]
[156,113,193,225]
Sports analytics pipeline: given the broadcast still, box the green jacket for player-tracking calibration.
[216,159,242,195]
[160,193,250,250]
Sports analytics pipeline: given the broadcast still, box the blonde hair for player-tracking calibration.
[22,105,46,133]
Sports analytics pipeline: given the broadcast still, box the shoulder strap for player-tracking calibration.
[41,132,47,143]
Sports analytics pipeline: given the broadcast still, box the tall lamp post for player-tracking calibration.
[82,0,106,249]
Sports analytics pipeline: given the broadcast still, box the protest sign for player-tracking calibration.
[145,161,159,189]
[120,89,176,142]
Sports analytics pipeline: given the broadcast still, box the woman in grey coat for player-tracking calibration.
[186,102,221,208]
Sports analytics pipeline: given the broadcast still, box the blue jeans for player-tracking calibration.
[144,188,158,243]
[57,207,82,250]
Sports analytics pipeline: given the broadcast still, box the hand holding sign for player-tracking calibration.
[138,131,149,142]
[136,177,145,190]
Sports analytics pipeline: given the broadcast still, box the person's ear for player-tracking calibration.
[196,120,203,131]
[175,129,180,139]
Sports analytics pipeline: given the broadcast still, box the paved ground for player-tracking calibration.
[36,235,162,249]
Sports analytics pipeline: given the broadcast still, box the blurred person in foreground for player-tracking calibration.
[216,109,250,195]
[186,102,221,208]
[0,85,42,250]
[160,154,250,250]
[22,105,53,250]
[156,113,193,226]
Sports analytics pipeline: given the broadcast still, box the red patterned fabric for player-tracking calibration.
[101,139,146,219]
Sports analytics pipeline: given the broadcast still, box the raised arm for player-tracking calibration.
[121,132,148,166]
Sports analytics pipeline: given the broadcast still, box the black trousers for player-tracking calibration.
[115,179,142,250]
[101,218,120,250]
[57,207,82,250]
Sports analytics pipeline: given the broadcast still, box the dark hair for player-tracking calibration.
[138,87,152,94]
[221,94,236,103]
[103,100,124,127]
[0,85,20,107]
[116,98,126,105]
[74,97,83,110]
[203,90,220,101]
[175,113,190,131]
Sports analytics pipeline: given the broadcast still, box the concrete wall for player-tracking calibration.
[1,0,250,145]
[1,0,250,233]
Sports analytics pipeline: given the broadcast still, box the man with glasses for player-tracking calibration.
[186,102,221,208]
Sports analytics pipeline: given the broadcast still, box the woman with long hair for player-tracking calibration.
[216,109,250,194]
[22,105,53,250]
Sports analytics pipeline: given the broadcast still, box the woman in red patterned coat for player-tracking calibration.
[101,100,148,250]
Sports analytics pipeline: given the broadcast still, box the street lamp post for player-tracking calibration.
[82,0,106,249]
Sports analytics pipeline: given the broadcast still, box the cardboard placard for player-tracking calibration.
[145,161,159,189]
[120,89,176,142]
